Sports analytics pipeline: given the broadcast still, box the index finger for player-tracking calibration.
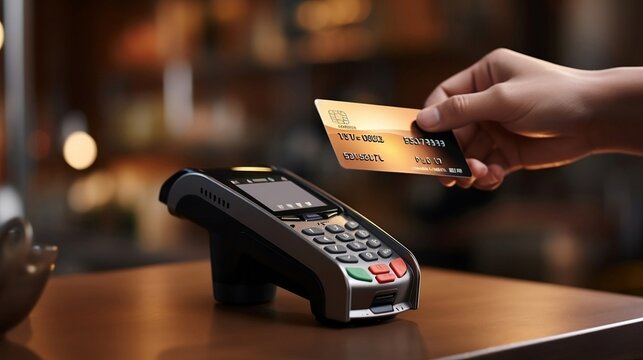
[424,55,498,107]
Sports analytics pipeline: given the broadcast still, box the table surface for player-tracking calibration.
[3,261,643,359]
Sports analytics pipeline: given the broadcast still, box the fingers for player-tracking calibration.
[438,154,509,191]
[423,53,501,108]
[438,158,488,189]
[418,84,515,132]
[473,164,505,190]
[420,48,527,132]
[462,127,494,161]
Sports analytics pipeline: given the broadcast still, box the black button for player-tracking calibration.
[355,230,370,239]
[325,224,345,233]
[313,236,335,244]
[378,248,393,258]
[335,233,354,242]
[366,239,381,248]
[324,245,347,254]
[345,221,359,230]
[370,304,394,314]
[302,227,324,236]
[302,213,323,221]
[359,252,378,261]
[336,255,359,263]
[347,242,367,252]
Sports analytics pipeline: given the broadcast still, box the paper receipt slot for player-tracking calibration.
[159,166,420,323]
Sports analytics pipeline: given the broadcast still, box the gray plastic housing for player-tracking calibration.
[160,166,420,323]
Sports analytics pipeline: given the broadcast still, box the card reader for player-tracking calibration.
[159,166,420,323]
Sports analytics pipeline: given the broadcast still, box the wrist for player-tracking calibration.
[585,67,643,155]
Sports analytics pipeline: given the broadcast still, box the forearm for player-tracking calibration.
[587,67,643,155]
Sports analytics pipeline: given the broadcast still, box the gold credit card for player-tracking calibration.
[315,99,471,178]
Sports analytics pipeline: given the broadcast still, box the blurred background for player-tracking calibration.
[0,0,641,295]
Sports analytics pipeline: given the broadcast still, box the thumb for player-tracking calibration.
[417,85,511,131]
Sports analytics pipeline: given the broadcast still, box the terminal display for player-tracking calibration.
[233,177,327,213]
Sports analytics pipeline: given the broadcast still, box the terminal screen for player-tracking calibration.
[233,177,327,213]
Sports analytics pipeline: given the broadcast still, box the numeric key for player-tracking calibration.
[302,227,324,236]
[359,252,378,261]
[324,245,347,254]
[355,230,370,239]
[325,224,345,233]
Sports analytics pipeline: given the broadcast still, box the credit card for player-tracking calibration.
[314,99,471,178]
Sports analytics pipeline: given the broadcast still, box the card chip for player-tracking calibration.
[328,110,350,125]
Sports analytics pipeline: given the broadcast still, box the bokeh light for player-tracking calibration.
[63,131,98,170]
[0,21,4,50]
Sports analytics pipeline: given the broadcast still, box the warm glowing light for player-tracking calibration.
[63,131,98,170]
[296,0,371,31]
[231,166,272,172]
[295,1,331,31]
[26,264,37,274]
[0,22,4,50]
[68,171,116,213]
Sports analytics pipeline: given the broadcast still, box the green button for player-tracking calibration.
[346,267,373,282]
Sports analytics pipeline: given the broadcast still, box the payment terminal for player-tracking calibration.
[159,166,420,323]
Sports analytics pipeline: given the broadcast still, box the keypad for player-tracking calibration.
[366,239,381,248]
[378,248,392,258]
[359,252,378,262]
[390,258,407,277]
[337,255,359,264]
[346,267,371,281]
[299,218,403,285]
[347,242,367,251]
[324,244,347,254]
[325,224,345,233]
[376,273,396,284]
[302,227,324,236]
[345,221,359,230]
[355,230,370,239]
[335,233,354,242]
[313,236,335,245]
[368,264,390,275]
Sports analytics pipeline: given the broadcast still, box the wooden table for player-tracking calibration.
[3,261,643,359]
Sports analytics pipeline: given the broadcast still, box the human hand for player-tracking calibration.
[417,48,619,190]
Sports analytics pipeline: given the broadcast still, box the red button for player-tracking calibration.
[390,258,407,278]
[368,264,390,275]
[376,273,396,284]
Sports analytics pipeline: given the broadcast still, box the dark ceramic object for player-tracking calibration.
[0,218,58,337]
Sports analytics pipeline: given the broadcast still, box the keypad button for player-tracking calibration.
[337,255,359,264]
[346,267,371,281]
[376,273,396,284]
[347,242,367,252]
[345,221,360,230]
[359,252,378,262]
[302,227,324,236]
[378,248,393,258]
[368,263,390,275]
[335,233,354,242]
[313,236,335,245]
[366,239,381,248]
[325,224,345,234]
[390,258,408,278]
[355,230,370,239]
[324,245,347,254]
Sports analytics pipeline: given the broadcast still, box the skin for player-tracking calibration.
[417,48,643,190]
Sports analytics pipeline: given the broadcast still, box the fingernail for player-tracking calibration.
[417,107,440,129]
